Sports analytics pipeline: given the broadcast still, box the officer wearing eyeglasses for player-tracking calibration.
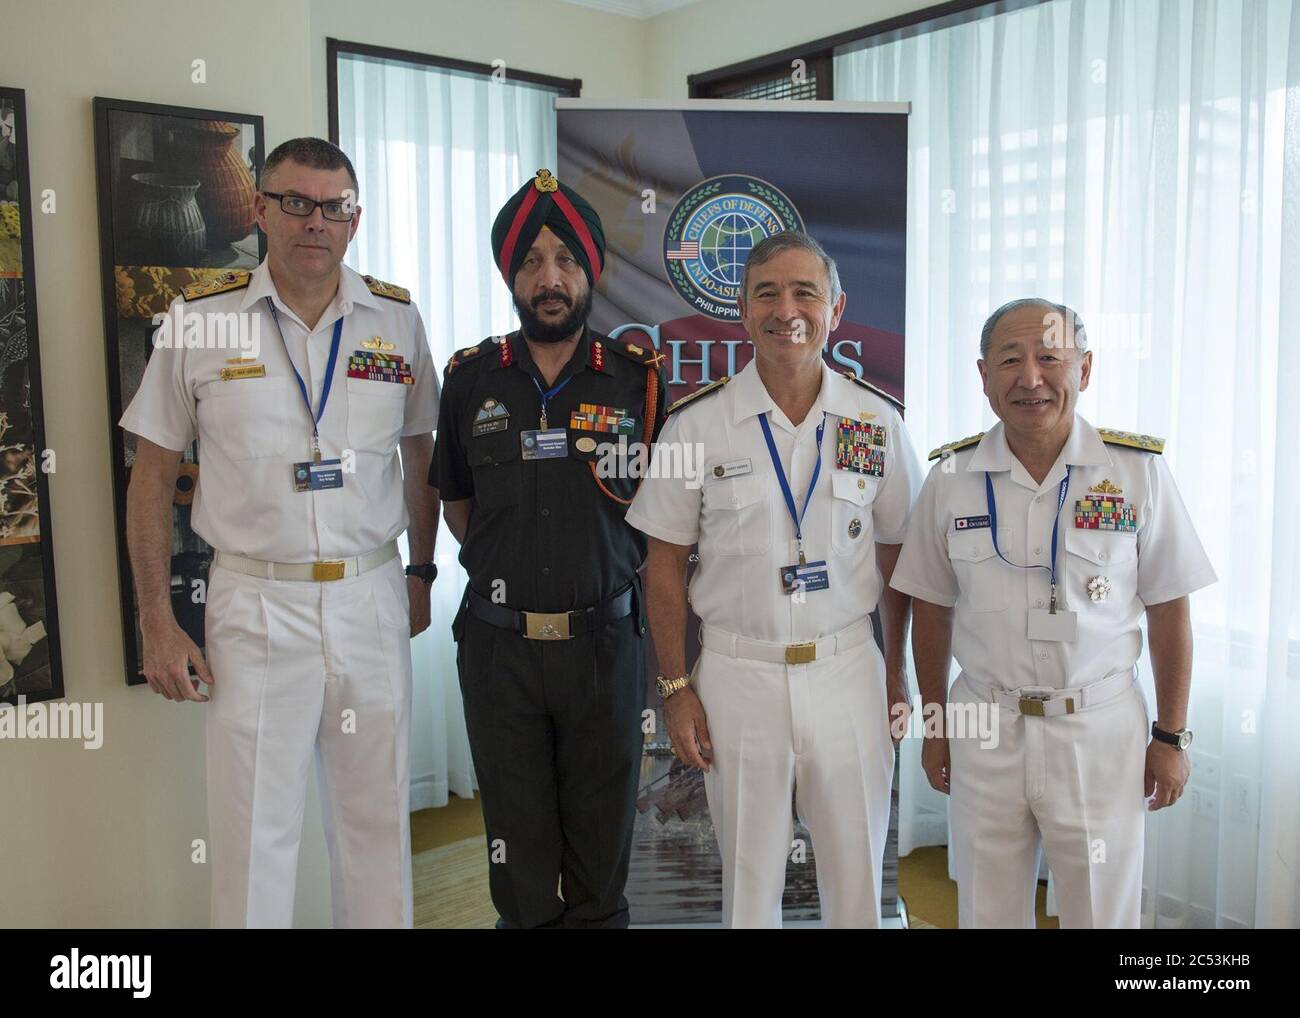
[121,137,441,928]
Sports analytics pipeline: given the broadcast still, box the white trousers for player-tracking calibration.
[948,672,1148,929]
[204,557,414,928]
[695,632,894,928]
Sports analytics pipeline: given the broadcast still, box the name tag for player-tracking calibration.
[710,458,753,479]
[1027,608,1078,642]
[220,364,267,381]
[780,560,830,595]
[521,428,568,461]
[293,459,344,492]
[954,514,991,531]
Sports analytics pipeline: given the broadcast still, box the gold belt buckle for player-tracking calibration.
[313,560,346,582]
[1018,691,1052,716]
[524,611,571,640]
[785,642,817,665]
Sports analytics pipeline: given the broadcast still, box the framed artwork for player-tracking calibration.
[93,97,264,686]
[0,86,63,705]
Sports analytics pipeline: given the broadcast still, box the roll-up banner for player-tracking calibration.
[558,99,909,925]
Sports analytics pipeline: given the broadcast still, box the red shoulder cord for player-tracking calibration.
[588,364,659,506]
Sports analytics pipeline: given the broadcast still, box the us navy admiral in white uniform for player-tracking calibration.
[627,232,923,928]
[890,298,1215,928]
[121,138,441,928]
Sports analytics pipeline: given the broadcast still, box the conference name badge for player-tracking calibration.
[293,458,345,492]
[521,428,568,461]
[781,560,830,595]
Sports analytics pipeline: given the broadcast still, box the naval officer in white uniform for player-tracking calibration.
[890,298,1216,928]
[121,138,441,928]
[627,231,923,927]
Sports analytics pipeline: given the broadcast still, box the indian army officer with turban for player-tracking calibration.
[431,169,667,929]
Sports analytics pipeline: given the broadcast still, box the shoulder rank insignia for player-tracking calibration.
[1099,428,1165,454]
[444,342,487,377]
[841,370,905,413]
[606,338,667,370]
[928,432,985,461]
[666,377,730,417]
[181,270,250,301]
[362,274,411,303]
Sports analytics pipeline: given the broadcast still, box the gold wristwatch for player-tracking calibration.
[656,674,690,700]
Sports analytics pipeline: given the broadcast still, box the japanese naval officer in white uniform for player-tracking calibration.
[121,138,441,928]
[627,231,924,928]
[890,298,1216,928]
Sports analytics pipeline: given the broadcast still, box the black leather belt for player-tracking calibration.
[466,583,635,641]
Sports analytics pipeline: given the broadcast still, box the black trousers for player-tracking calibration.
[454,589,646,929]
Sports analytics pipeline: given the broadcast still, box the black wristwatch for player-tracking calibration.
[405,563,437,584]
[1150,723,1193,751]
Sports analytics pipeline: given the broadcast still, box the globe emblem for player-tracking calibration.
[698,212,767,287]
[663,174,805,321]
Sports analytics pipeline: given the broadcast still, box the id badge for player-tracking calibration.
[521,428,568,461]
[1027,608,1078,642]
[780,560,830,595]
[293,459,344,492]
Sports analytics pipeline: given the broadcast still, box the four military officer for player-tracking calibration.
[889,298,1216,928]
[628,231,924,927]
[122,137,441,928]
[121,131,1217,931]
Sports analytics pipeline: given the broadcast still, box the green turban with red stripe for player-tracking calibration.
[492,168,606,289]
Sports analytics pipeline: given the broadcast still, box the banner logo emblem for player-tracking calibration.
[663,174,804,322]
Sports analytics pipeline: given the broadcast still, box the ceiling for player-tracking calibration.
[556,0,703,19]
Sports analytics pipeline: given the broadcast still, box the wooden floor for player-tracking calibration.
[411,795,1058,929]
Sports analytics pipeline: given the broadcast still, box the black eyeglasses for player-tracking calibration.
[261,190,356,222]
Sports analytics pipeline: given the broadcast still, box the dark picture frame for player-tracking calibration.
[0,85,64,706]
[93,97,265,686]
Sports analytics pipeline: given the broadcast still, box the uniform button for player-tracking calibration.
[729,497,740,507]
[541,508,550,518]
[484,455,494,465]
[1035,600,1044,608]
[1099,551,1107,560]
[1034,495,1043,503]
[1034,546,1042,555]
[1039,650,1048,660]
[541,566,550,575]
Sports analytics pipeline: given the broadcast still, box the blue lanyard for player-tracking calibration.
[985,464,1071,609]
[265,297,343,461]
[758,412,826,565]
[530,373,574,430]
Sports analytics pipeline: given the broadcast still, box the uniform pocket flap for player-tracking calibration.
[947,529,998,563]
[702,474,767,511]
[1065,528,1137,565]
[831,470,873,505]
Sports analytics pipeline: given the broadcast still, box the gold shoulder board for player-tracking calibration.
[927,432,985,461]
[1098,428,1165,454]
[363,274,411,303]
[842,370,905,412]
[666,376,731,417]
[181,270,251,301]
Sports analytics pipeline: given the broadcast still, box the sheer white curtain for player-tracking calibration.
[837,0,1299,928]
[336,52,559,810]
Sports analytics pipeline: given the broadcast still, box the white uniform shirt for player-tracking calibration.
[889,415,1217,692]
[119,261,440,562]
[626,358,923,644]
